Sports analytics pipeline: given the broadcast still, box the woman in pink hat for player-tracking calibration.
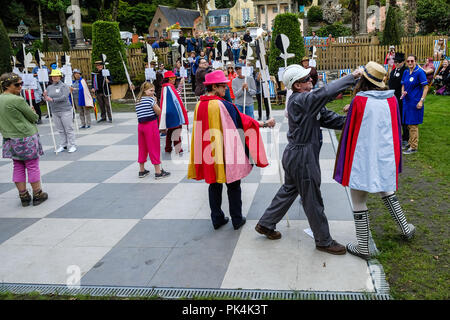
[188,70,275,230]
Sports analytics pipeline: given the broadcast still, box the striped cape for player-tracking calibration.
[333,90,402,193]
[159,83,189,130]
[188,95,268,184]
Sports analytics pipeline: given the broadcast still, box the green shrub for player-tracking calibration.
[92,20,128,84]
[307,6,323,23]
[42,35,50,52]
[316,22,352,37]
[127,42,143,49]
[0,19,13,74]
[268,13,304,75]
[62,35,70,51]
[82,23,93,40]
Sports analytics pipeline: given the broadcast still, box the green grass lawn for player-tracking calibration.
[326,94,450,300]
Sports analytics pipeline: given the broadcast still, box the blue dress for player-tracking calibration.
[401,65,428,125]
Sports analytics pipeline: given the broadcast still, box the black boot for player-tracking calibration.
[382,193,415,239]
[33,189,48,206]
[19,190,32,207]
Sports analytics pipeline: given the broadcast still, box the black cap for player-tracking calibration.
[394,52,405,62]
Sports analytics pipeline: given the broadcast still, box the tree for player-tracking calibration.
[92,20,128,84]
[348,0,359,36]
[382,5,401,45]
[41,0,71,45]
[111,0,119,21]
[406,0,417,35]
[117,1,157,33]
[0,19,13,74]
[268,13,304,75]
[197,0,210,31]
[416,0,450,34]
[307,6,323,23]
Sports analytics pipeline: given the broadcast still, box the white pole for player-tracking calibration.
[182,79,190,152]
[42,81,58,154]
[70,92,80,134]
[106,82,113,121]
[243,43,249,110]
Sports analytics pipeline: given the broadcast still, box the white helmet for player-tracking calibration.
[282,64,311,89]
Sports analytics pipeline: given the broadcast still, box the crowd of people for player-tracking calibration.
[1,32,448,261]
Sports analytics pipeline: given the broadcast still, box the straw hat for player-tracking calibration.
[301,56,309,62]
[49,69,63,77]
[362,61,387,88]
[203,70,230,85]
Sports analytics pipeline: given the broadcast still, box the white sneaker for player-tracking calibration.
[55,146,65,153]
[68,146,77,153]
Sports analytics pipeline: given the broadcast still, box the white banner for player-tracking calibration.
[278,67,286,83]
[180,66,188,78]
[242,66,252,77]
[102,69,110,77]
[22,74,37,90]
[37,69,49,83]
[145,68,156,81]
[212,61,223,69]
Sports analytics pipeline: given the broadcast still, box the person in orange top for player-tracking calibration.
[226,64,237,101]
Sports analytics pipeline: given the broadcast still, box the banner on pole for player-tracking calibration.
[37,69,49,83]
[145,68,156,81]
[22,74,37,90]
[102,69,111,77]
[180,66,188,78]
[278,67,286,83]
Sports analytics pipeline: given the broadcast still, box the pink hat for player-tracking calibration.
[203,70,230,86]
[163,71,176,78]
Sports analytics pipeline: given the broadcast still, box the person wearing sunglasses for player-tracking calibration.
[401,55,429,155]
[0,72,48,207]
[255,65,362,256]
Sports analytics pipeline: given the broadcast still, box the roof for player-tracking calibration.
[158,5,200,28]
[207,9,230,17]
[207,8,230,27]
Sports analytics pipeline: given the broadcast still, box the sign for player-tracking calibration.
[278,67,286,82]
[256,60,261,69]
[242,66,252,77]
[102,69,111,77]
[12,67,21,77]
[145,68,156,81]
[37,69,49,83]
[22,74,37,90]
[62,65,73,85]
[180,66,188,78]
[309,59,317,67]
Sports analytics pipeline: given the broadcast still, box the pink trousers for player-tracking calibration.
[13,158,41,183]
[138,120,161,165]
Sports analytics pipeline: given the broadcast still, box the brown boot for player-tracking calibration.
[19,190,32,207]
[32,189,48,206]
[255,223,282,240]
[316,240,346,255]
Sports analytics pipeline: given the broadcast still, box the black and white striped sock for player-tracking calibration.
[348,210,370,257]
[382,193,411,235]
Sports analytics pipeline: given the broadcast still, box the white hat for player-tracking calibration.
[283,64,311,89]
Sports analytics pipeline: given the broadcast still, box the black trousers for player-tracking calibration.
[97,93,112,120]
[31,99,42,120]
[208,180,243,227]
[256,93,270,120]
[397,95,409,142]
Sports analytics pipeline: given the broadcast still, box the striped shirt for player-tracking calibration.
[135,96,157,123]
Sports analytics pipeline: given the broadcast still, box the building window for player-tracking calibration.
[273,7,278,13]
[221,15,228,24]
[261,7,265,14]
[242,8,250,23]
[284,6,289,13]
[162,30,168,38]
[154,30,159,38]
[209,16,215,25]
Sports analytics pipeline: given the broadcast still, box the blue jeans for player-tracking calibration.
[236,104,254,118]
[232,49,240,64]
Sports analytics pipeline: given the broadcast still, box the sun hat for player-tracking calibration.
[362,61,387,88]
[301,56,309,62]
[203,70,230,85]
[283,64,311,89]
[73,69,82,74]
[163,71,177,78]
[49,69,63,77]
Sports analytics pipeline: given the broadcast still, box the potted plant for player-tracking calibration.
[167,22,181,46]
[246,22,259,38]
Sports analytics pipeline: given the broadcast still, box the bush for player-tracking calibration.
[382,6,401,45]
[92,20,128,84]
[269,13,304,75]
[316,22,352,37]
[42,35,50,52]
[82,23,93,41]
[307,6,323,23]
[127,42,143,49]
[0,19,13,74]
[62,35,70,51]
[416,0,450,35]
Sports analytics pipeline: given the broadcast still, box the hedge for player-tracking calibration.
[268,13,304,75]
[382,6,401,45]
[307,6,323,23]
[316,22,352,38]
[92,20,128,84]
[0,19,13,75]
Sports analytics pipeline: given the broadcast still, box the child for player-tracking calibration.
[135,82,171,179]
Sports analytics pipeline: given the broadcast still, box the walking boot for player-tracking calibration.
[382,193,416,240]
[346,210,371,260]
[32,189,48,206]
[19,190,32,207]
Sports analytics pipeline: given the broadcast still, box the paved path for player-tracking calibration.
[0,111,379,293]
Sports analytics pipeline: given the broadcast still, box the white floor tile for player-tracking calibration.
[0,161,72,183]
[79,145,138,161]
[75,134,133,146]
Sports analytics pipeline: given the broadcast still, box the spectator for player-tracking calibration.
[384,46,396,67]
[326,33,334,46]
[91,60,113,123]
[232,63,257,118]
[401,55,429,155]
[243,30,252,43]
[173,60,182,78]
[230,32,241,65]
[422,57,435,85]
[204,31,215,59]
[151,38,159,49]
[44,69,77,153]
[159,37,169,48]
[434,59,449,94]
[186,35,195,53]
[301,57,318,87]
[195,58,213,97]
[0,72,48,207]
[24,72,43,124]
[154,63,167,104]
[194,32,204,55]
[433,38,445,61]
[226,64,237,101]
[178,32,186,48]
[388,52,409,148]
[264,31,272,50]
[310,31,319,54]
